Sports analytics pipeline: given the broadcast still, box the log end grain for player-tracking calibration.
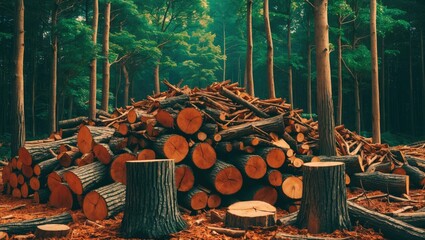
[137,149,156,160]
[83,191,108,221]
[49,183,75,209]
[225,201,276,230]
[176,108,203,134]
[213,165,243,195]
[77,125,94,154]
[110,153,136,185]
[175,164,195,192]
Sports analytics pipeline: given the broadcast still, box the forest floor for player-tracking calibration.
[0,171,424,240]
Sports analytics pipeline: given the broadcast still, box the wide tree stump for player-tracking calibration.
[120,159,187,238]
[225,201,276,229]
[83,182,126,221]
[34,224,70,239]
[296,162,351,233]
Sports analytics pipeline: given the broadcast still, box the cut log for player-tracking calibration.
[352,172,409,196]
[175,164,195,192]
[319,155,364,175]
[136,149,156,160]
[49,183,79,210]
[2,165,11,184]
[77,125,115,154]
[64,161,110,195]
[264,169,283,187]
[207,193,222,209]
[108,137,128,154]
[29,177,45,191]
[214,115,285,141]
[20,183,32,198]
[366,161,394,173]
[83,182,126,221]
[33,158,59,177]
[348,201,425,240]
[117,123,130,136]
[296,162,351,233]
[232,154,267,179]
[33,188,50,204]
[282,132,298,150]
[219,87,269,118]
[176,108,203,134]
[8,173,18,188]
[93,143,113,164]
[401,164,425,187]
[225,200,276,229]
[75,152,94,167]
[179,186,208,210]
[239,184,278,205]
[153,134,189,163]
[156,94,189,108]
[188,143,216,170]
[155,108,177,128]
[47,166,77,191]
[200,123,218,135]
[127,108,147,124]
[406,156,425,172]
[34,224,70,239]
[388,212,425,228]
[57,150,81,168]
[256,147,285,169]
[121,159,187,238]
[205,160,243,195]
[279,174,303,200]
[59,116,88,128]
[110,153,136,185]
[215,142,233,155]
[12,188,21,198]
[21,165,33,178]
[0,213,73,235]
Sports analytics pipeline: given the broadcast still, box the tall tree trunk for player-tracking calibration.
[31,31,38,138]
[68,97,73,119]
[12,0,26,156]
[370,0,381,143]
[421,28,425,134]
[122,64,129,106]
[50,1,59,133]
[115,64,121,108]
[381,37,386,132]
[246,0,254,96]
[154,63,160,94]
[89,0,99,120]
[337,19,343,126]
[223,22,226,82]
[354,75,361,133]
[101,1,111,111]
[409,34,414,134]
[264,0,275,98]
[307,13,312,117]
[314,0,336,156]
[287,0,293,105]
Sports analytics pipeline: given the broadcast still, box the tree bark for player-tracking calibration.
[409,34,415,134]
[352,172,409,196]
[121,159,187,238]
[222,22,226,82]
[296,162,351,233]
[101,1,111,111]
[314,0,336,156]
[50,1,59,134]
[370,0,381,143]
[287,0,293,105]
[246,0,254,96]
[264,0,275,98]
[154,63,160,94]
[421,28,425,132]
[89,0,99,120]
[337,20,343,126]
[11,0,26,157]
[354,75,361,133]
[0,213,73,235]
[122,63,129,106]
[306,13,312,117]
[64,161,109,195]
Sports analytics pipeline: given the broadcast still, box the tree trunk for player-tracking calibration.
[307,13,312,117]
[314,0,336,156]
[0,213,73,235]
[64,161,110,195]
[120,159,187,238]
[352,172,409,196]
[89,0,99,120]
[296,162,351,233]
[421,28,425,134]
[154,63,160,94]
[50,2,59,134]
[246,0,254,96]
[381,36,386,131]
[11,0,26,157]
[122,63,129,106]
[354,75,361,133]
[31,31,37,138]
[409,34,415,134]
[101,1,111,111]
[370,0,381,143]
[337,20,343,126]
[33,157,59,177]
[287,0,293,105]
[223,22,226,82]
[264,0,275,98]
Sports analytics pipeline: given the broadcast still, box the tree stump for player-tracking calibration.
[121,159,186,238]
[296,162,351,233]
[225,201,277,229]
[34,224,70,239]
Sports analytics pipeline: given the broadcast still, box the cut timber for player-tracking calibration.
[348,201,425,240]
[127,109,146,123]
[75,152,94,166]
[179,186,208,210]
[83,182,126,221]
[21,165,33,178]
[29,177,44,191]
[2,166,11,184]
[0,212,73,235]
[188,143,216,169]
[77,125,115,154]
[156,94,189,108]
[176,108,203,134]
[233,154,267,179]
[33,158,59,177]
[20,183,32,198]
[352,172,409,196]
[319,155,364,175]
[225,200,276,229]
[49,183,79,210]
[64,161,109,195]
[0,232,7,240]
[57,150,81,167]
[279,174,303,200]
[264,169,283,187]
[206,160,243,195]
[34,188,50,204]
[155,108,177,128]
[256,147,285,169]
[274,232,352,240]
[366,161,394,173]
[136,149,156,160]
[389,212,425,228]
[121,160,187,238]
[35,224,70,239]
[214,114,285,141]
[12,188,21,198]
[59,116,88,128]
[219,87,269,118]
[175,164,195,192]
[296,162,351,233]
[108,137,128,154]
[110,153,136,184]
[9,173,18,188]
[239,185,278,205]
[153,134,189,163]
[207,194,222,209]
[406,156,425,172]
[401,164,425,187]
[215,142,233,155]
[47,166,77,191]
[93,143,113,164]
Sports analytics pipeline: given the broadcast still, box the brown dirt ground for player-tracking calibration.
[0,168,424,240]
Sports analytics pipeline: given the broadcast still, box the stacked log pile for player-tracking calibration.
[2,80,425,220]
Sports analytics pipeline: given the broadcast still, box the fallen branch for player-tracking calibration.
[207,226,246,238]
[0,212,73,234]
[274,232,353,240]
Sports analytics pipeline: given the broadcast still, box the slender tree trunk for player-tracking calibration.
[409,34,414,134]
[101,1,111,111]
[68,97,73,119]
[89,0,99,120]
[237,56,241,85]
[223,22,226,82]
[381,37,386,132]
[246,0,254,96]
[421,28,425,134]
[307,14,312,117]
[287,0,293,105]
[31,32,38,138]
[354,75,361,133]
[370,0,381,143]
[50,2,58,133]
[264,0,275,98]
[122,64,130,106]
[154,63,160,94]
[12,0,26,156]
[337,19,343,126]
[115,63,121,108]
[314,0,336,156]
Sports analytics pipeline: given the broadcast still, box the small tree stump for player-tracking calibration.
[296,162,351,233]
[34,224,70,239]
[225,201,276,229]
[120,159,186,238]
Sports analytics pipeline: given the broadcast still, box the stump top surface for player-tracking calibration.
[304,162,343,167]
[37,224,70,231]
[227,201,276,217]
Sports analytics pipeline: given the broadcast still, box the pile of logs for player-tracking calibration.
[2,80,425,221]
